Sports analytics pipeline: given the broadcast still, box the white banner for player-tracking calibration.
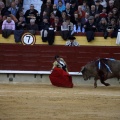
[23,0,43,14]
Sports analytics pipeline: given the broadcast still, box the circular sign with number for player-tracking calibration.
[21,33,36,45]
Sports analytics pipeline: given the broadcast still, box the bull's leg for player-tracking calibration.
[94,81,97,88]
[100,80,110,86]
[94,77,98,88]
[98,70,110,86]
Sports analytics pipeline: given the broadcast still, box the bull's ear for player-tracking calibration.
[81,66,85,72]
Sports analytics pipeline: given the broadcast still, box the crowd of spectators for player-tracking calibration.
[0,0,120,38]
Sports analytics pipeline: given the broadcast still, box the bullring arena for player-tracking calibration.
[0,0,120,119]
[0,29,120,120]
[0,77,120,120]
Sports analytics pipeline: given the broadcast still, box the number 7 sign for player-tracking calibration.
[21,33,36,45]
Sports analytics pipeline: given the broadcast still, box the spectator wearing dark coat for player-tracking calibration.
[86,0,95,9]
[97,17,108,32]
[95,0,103,13]
[39,16,50,30]
[99,7,108,19]
[63,3,72,18]
[84,16,97,42]
[81,12,90,25]
[0,2,11,19]
[106,18,118,38]
[106,0,115,13]
[52,4,61,18]
[84,16,97,32]
[40,0,53,18]
[16,16,26,30]
[26,18,39,31]
[97,17,108,39]
[70,0,78,17]
[24,4,38,23]
[89,5,97,17]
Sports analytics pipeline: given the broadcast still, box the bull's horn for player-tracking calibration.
[81,66,85,72]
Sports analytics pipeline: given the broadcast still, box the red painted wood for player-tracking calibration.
[0,44,120,72]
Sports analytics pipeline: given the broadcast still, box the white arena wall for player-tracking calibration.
[0,73,119,87]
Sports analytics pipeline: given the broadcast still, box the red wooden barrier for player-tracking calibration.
[0,44,120,72]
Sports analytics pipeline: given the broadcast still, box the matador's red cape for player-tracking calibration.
[49,67,73,88]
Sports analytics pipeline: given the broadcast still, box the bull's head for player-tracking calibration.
[80,66,91,81]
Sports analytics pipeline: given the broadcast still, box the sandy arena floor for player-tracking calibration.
[0,83,120,120]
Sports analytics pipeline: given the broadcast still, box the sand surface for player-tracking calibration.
[0,83,120,120]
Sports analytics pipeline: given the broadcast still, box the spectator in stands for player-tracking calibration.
[106,18,118,38]
[51,4,61,18]
[60,11,67,22]
[39,16,50,30]
[77,0,83,5]
[81,12,90,25]
[14,0,23,11]
[26,18,38,31]
[40,0,53,18]
[84,16,97,32]
[39,10,49,23]
[5,0,11,7]
[84,16,97,42]
[81,0,90,13]
[50,12,55,24]
[16,9,25,21]
[63,3,72,18]
[0,2,11,20]
[95,0,103,13]
[114,0,120,10]
[97,17,108,32]
[8,1,19,17]
[106,0,115,13]
[97,17,108,38]
[51,55,68,73]
[61,16,74,34]
[61,16,74,40]
[54,0,65,6]
[71,12,79,24]
[100,0,107,8]
[99,7,108,19]
[24,4,38,23]
[2,15,15,30]
[94,12,101,24]
[70,0,78,17]
[16,16,26,30]
[112,8,119,20]
[72,12,85,33]
[51,16,61,31]
[0,1,18,23]
[86,0,95,9]
[65,36,79,46]
[75,5,85,19]
[57,0,66,13]
[106,11,113,24]
[89,5,97,17]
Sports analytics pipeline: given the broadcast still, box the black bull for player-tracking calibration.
[80,58,120,88]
